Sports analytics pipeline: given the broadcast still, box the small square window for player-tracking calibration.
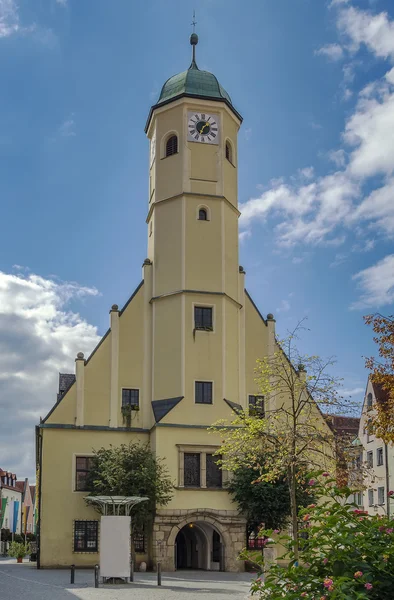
[248,395,265,418]
[75,456,94,492]
[122,389,139,408]
[368,489,374,507]
[377,447,384,466]
[194,307,213,331]
[378,487,385,506]
[367,451,373,468]
[74,520,99,553]
[195,381,213,404]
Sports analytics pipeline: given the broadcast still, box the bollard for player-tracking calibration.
[94,564,99,588]
[130,558,134,582]
[157,561,162,586]
[70,564,75,584]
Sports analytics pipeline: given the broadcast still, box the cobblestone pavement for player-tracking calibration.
[0,559,255,599]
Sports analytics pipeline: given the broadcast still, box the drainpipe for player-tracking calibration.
[385,443,390,518]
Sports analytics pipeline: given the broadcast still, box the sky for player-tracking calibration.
[0,0,393,481]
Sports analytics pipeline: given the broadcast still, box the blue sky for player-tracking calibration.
[1,0,394,479]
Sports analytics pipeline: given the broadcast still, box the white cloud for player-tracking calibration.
[328,149,347,168]
[59,116,76,137]
[315,43,344,61]
[0,0,19,38]
[276,299,291,313]
[56,0,68,5]
[337,6,394,61]
[351,254,394,308]
[351,239,375,253]
[0,270,100,479]
[244,127,252,141]
[341,387,365,397]
[330,253,348,268]
[239,230,251,243]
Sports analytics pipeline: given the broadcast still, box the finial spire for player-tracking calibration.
[189,11,199,69]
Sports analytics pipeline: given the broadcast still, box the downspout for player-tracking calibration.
[385,443,390,518]
[35,425,43,569]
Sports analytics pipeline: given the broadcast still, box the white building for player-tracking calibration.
[357,377,394,517]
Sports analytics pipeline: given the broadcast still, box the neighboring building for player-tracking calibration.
[357,377,394,516]
[36,34,332,571]
[0,469,22,534]
[17,479,36,536]
[325,415,360,486]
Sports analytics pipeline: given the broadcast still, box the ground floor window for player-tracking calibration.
[73,520,99,552]
[133,531,146,553]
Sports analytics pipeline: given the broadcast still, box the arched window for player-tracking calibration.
[198,208,208,221]
[166,135,178,157]
[225,141,232,163]
[367,392,373,410]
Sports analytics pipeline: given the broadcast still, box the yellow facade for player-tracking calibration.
[37,38,331,573]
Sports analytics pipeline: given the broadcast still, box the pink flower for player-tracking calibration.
[301,594,308,598]
[303,514,311,522]
[323,578,333,589]
[323,558,328,565]
[322,472,329,477]
[308,479,316,486]
[273,529,280,534]
[354,571,363,578]
[386,528,393,534]
[388,491,394,496]
[308,504,317,509]
[365,583,373,590]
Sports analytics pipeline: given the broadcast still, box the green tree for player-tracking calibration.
[213,323,352,561]
[86,442,173,556]
[227,460,312,539]
[253,474,394,599]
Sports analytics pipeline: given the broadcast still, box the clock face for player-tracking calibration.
[187,112,219,144]
[150,130,156,167]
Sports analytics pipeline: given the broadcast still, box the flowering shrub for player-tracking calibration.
[250,473,394,599]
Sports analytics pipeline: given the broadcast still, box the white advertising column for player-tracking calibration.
[100,516,131,580]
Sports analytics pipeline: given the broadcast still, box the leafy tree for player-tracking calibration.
[252,474,394,599]
[365,313,394,443]
[86,443,173,555]
[213,323,352,561]
[227,460,312,537]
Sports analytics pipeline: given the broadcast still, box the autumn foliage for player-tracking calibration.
[364,314,394,444]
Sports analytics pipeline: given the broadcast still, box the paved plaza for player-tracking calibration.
[0,559,255,599]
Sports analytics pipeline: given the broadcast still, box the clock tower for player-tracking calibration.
[144,33,245,416]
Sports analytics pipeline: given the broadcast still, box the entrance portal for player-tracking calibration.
[175,522,223,570]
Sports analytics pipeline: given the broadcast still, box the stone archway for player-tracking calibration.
[153,509,245,572]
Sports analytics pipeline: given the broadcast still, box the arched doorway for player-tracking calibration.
[175,522,224,570]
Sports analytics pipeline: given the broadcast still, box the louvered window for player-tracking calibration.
[225,142,232,163]
[166,135,178,157]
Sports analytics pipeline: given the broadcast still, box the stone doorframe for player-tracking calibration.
[153,508,246,572]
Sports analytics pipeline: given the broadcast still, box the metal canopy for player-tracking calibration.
[84,496,149,516]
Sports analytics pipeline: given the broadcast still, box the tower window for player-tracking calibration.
[249,395,265,418]
[165,135,178,157]
[225,141,233,163]
[367,392,373,410]
[194,306,213,331]
[198,208,208,221]
[195,381,213,404]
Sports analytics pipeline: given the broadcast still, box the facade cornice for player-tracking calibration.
[146,192,240,222]
[150,289,242,309]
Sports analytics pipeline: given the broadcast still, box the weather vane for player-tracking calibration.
[191,10,197,32]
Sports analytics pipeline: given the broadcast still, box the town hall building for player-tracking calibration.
[36,34,322,572]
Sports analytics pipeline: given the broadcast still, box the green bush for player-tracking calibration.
[8,542,30,559]
[251,473,394,599]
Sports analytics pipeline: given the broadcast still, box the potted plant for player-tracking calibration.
[8,541,30,563]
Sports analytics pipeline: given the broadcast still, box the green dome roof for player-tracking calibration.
[158,62,232,106]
